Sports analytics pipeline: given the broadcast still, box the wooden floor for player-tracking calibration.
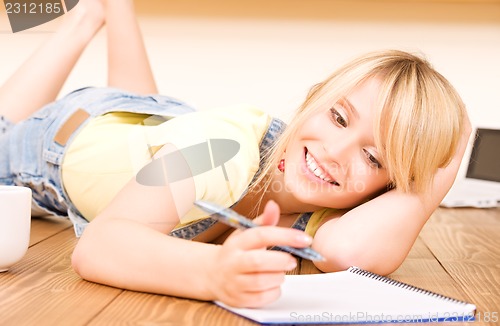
[0,207,498,325]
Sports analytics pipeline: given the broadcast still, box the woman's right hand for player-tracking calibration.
[205,200,313,308]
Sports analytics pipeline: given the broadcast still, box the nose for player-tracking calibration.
[322,135,358,176]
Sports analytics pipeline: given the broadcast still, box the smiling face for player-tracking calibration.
[280,77,390,210]
[254,50,466,213]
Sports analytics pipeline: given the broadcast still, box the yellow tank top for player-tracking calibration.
[62,105,273,223]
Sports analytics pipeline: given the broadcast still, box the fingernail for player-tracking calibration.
[286,259,297,270]
[296,234,313,245]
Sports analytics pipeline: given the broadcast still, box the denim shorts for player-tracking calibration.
[0,87,195,235]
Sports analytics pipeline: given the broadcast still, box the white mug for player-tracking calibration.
[0,186,32,272]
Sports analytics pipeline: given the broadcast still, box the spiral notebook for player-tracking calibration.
[216,267,476,324]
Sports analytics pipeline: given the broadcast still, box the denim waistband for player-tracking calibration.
[0,87,195,236]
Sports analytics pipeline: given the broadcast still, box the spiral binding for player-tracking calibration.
[347,266,470,306]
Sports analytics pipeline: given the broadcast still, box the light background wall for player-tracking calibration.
[1,0,500,176]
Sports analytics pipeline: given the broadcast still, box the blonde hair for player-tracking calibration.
[252,50,466,198]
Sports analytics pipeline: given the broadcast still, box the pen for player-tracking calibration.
[193,200,326,262]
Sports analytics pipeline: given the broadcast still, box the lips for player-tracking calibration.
[305,149,340,186]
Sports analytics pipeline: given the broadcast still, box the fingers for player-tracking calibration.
[210,247,296,308]
[221,254,293,308]
[225,200,280,242]
[214,200,314,307]
[226,224,313,252]
[236,271,287,292]
[234,248,298,274]
[252,200,280,226]
[225,273,285,308]
[227,200,312,252]
[223,285,283,308]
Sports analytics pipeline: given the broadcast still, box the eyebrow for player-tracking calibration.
[341,97,360,120]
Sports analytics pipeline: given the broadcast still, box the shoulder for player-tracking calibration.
[198,104,274,130]
[154,104,277,146]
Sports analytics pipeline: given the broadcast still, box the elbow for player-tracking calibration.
[313,242,367,273]
[71,239,88,279]
[71,221,100,281]
[313,241,403,276]
[71,236,91,280]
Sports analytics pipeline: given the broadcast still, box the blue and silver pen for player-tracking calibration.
[193,200,326,262]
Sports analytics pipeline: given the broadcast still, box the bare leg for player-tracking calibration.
[104,0,158,94]
[0,0,105,123]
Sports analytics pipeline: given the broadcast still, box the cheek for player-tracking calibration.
[349,162,389,192]
[359,169,390,192]
[298,114,332,138]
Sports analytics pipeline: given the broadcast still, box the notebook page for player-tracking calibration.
[215,269,476,324]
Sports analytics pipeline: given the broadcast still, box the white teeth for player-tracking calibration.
[306,151,336,184]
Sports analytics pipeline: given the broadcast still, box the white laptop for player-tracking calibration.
[441,128,500,208]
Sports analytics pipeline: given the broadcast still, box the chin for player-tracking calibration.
[299,191,370,211]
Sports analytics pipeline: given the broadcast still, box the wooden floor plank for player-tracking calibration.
[419,208,500,325]
[0,227,121,326]
[88,291,257,326]
[422,211,500,264]
[29,216,73,247]
[2,207,498,325]
[442,262,499,314]
[391,257,472,303]
[436,207,500,225]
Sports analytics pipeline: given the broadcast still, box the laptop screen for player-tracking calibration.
[466,128,500,182]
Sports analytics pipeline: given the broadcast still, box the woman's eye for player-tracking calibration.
[329,108,347,127]
[363,149,382,168]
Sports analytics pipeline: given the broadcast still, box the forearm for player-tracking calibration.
[72,217,219,301]
[312,190,426,275]
[313,116,472,274]
[313,172,459,275]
